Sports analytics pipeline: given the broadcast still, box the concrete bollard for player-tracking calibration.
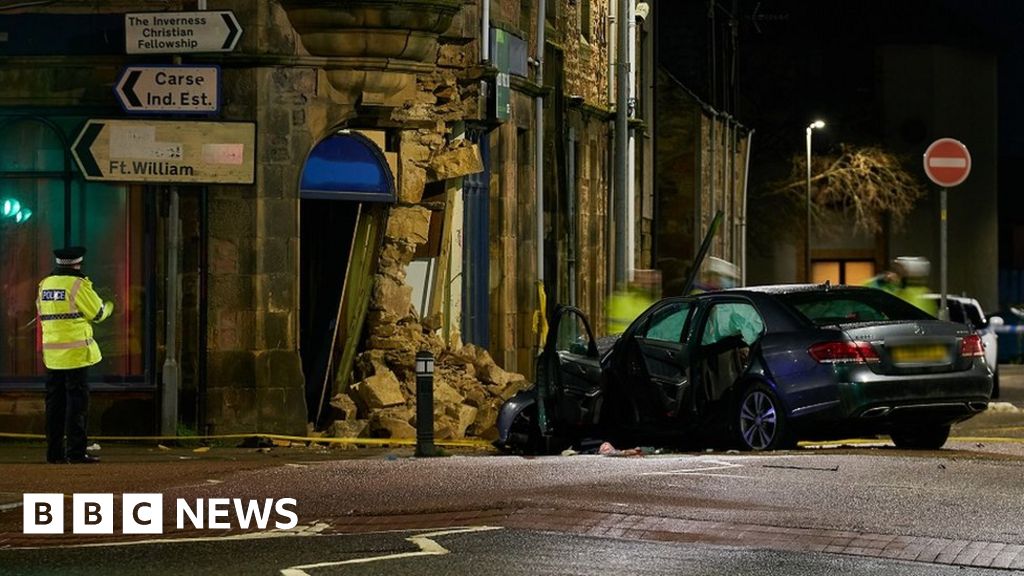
[415,350,436,457]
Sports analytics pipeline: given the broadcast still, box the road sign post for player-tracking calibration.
[71,119,255,184]
[923,138,971,321]
[115,65,220,114]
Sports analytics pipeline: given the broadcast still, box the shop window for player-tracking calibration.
[0,116,146,386]
[812,260,876,286]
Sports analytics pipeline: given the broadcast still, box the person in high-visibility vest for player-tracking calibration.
[37,246,113,464]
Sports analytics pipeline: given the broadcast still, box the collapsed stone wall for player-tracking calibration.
[325,208,531,441]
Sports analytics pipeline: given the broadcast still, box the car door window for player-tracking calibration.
[554,310,594,356]
[641,302,692,343]
[701,302,765,346]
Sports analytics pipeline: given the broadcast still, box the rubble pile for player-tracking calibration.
[326,344,530,442]
[323,157,529,442]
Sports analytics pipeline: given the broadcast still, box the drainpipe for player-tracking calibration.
[614,0,628,288]
[534,0,548,439]
[568,126,577,308]
[608,1,616,107]
[724,114,733,262]
[626,0,637,278]
[535,0,545,288]
[740,129,753,286]
[481,0,489,63]
[161,185,180,437]
[708,111,716,255]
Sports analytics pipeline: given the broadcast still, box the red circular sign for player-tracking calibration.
[923,138,971,187]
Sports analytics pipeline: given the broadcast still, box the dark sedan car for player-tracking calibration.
[496,284,993,453]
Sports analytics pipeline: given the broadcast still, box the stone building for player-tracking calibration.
[0,0,657,439]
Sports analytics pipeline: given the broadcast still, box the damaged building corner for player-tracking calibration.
[323,134,522,443]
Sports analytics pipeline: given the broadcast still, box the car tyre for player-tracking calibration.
[734,383,790,451]
[504,406,542,454]
[890,424,951,450]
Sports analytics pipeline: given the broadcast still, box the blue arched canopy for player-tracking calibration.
[300,131,395,202]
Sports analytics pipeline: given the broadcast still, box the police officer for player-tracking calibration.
[37,246,113,464]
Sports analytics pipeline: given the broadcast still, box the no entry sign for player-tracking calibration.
[923,138,971,188]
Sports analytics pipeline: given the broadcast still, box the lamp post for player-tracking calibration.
[805,120,825,282]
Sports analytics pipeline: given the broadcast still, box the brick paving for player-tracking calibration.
[317,506,1024,571]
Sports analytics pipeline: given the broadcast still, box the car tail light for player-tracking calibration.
[808,341,880,364]
[960,334,984,357]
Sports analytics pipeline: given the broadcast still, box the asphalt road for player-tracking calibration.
[1,367,1023,575]
[1,528,1020,576]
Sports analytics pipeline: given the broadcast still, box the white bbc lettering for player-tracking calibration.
[73,493,114,534]
[122,494,164,535]
[274,498,298,529]
[207,498,232,529]
[23,494,63,534]
[176,498,204,529]
[233,498,273,530]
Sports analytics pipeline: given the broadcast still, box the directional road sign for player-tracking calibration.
[115,65,220,114]
[923,138,971,188]
[125,11,242,54]
[71,119,255,184]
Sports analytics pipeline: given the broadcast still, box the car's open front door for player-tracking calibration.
[536,305,603,439]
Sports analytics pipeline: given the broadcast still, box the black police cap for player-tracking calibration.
[54,246,86,266]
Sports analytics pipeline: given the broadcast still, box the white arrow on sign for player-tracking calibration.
[115,65,220,114]
[125,11,242,54]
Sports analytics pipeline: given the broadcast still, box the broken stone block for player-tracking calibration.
[370,414,416,439]
[428,143,483,181]
[433,379,465,406]
[385,205,431,244]
[455,404,477,437]
[328,393,359,421]
[433,414,460,440]
[352,370,406,410]
[371,275,413,315]
[478,361,517,387]
[327,419,369,439]
[462,386,487,408]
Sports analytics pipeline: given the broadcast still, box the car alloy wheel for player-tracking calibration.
[737,385,785,451]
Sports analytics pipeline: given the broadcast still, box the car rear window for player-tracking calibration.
[779,289,934,326]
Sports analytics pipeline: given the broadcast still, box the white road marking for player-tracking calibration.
[279,526,503,576]
[640,458,745,476]
[0,501,24,512]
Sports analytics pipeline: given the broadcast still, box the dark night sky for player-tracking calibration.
[657,0,1024,266]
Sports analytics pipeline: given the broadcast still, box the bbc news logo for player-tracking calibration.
[23,494,298,534]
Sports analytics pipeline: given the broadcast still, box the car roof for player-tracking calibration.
[719,283,875,296]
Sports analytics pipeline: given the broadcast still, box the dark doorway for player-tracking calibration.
[300,199,358,424]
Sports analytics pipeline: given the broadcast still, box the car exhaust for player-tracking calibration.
[860,406,891,418]
[969,401,989,412]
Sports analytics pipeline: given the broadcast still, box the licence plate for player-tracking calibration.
[890,344,949,364]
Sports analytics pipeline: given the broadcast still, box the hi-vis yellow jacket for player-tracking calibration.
[36,273,113,369]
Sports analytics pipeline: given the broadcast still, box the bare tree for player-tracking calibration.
[757,144,927,236]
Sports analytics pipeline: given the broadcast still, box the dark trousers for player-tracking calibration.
[45,367,89,462]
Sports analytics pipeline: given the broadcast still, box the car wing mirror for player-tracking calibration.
[988,315,1004,328]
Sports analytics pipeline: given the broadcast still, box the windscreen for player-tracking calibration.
[779,289,935,326]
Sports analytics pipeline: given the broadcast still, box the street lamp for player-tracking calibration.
[805,120,825,282]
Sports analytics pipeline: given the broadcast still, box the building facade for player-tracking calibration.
[0,0,657,438]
